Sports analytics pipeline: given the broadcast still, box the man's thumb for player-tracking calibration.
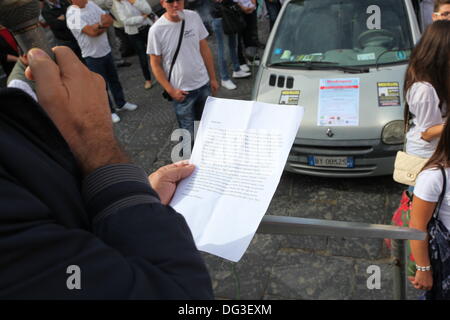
[26,48,60,84]
[173,164,195,181]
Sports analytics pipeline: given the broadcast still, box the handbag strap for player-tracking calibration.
[433,166,447,220]
[167,19,185,83]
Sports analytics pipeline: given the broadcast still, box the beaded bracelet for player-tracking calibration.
[416,264,431,271]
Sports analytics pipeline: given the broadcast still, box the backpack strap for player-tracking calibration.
[433,166,447,220]
[167,19,185,83]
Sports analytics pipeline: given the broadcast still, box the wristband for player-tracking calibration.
[415,264,431,271]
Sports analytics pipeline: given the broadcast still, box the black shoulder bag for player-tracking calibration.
[162,19,185,101]
[425,166,450,300]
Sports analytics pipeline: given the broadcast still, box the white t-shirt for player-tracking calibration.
[146,10,209,91]
[66,1,111,58]
[414,167,450,230]
[113,0,152,35]
[405,82,447,159]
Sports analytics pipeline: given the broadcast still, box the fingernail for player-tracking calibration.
[28,48,48,61]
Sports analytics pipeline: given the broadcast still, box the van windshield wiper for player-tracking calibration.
[268,61,369,73]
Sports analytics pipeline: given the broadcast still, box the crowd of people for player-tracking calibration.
[1,0,282,127]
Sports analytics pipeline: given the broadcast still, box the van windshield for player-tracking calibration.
[268,0,414,68]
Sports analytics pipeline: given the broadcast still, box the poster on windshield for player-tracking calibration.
[317,78,360,126]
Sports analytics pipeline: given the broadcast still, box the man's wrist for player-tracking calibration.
[72,136,131,176]
[166,86,176,96]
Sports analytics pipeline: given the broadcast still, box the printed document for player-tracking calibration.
[170,97,304,262]
[317,78,360,126]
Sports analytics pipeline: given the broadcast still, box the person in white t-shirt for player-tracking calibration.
[407,20,450,294]
[147,0,219,138]
[410,121,450,294]
[403,21,449,161]
[67,0,137,123]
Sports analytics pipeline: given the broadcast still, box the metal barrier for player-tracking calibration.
[257,215,427,300]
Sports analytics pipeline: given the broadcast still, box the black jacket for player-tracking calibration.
[41,0,78,42]
[0,88,214,299]
[209,0,236,19]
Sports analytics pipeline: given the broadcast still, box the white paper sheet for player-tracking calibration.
[317,78,360,126]
[170,97,304,262]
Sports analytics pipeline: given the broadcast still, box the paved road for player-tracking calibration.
[113,16,420,300]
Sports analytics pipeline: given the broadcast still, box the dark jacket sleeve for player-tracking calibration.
[0,164,213,299]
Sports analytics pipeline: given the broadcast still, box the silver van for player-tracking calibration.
[252,0,423,177]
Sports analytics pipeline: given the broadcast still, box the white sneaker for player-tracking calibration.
[112,113,121,123]
[240,64,250,72]
[118,102,138,111]
[221,79,237,90]
[232,70,251,79]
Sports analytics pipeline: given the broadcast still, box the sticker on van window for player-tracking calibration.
[280,50,292,60]
[274,48,283,55]
[279,90,300,105]
[357,53,376,61]
[377,82,400,106]
[396,51,407,60]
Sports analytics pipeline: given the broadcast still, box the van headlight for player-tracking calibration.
[382,120,404,144]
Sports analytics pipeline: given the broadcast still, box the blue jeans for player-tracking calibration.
[85,53,126,111]
[211,18,240,81]
[172,83,211,138]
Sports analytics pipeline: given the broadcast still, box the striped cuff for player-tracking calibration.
[82,164,160,223]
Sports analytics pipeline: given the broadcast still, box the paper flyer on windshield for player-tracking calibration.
[170,97,304,262]
[317,78,360,126]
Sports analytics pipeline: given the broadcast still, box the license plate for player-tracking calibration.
[307,156,354,168]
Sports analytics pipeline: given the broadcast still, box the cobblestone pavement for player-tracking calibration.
[113,15,421,300]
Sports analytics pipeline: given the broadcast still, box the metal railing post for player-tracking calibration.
[391,239,406,300]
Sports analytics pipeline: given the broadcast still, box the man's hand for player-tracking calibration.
[210,79,219,96]
[25,47,129,175]
[57,14,65,21]
[170,88,189,102]
[101,14,113,28]
[149,161,195,205]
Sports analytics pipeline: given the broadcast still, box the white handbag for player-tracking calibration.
[393,151,428,186]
